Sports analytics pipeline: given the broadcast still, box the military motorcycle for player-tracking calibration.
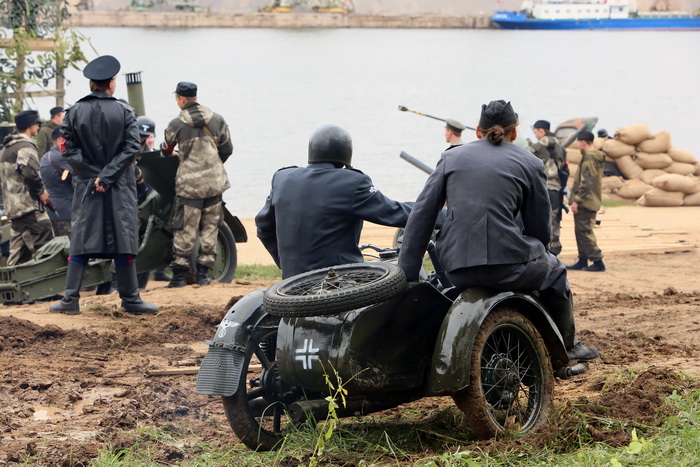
[197,244,583,451]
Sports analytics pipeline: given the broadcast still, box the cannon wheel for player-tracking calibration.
[453,307,554,438]
[263,263,406,317]
[191,223,237,283]
[222,315,294,451]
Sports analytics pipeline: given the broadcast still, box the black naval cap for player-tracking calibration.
[479,100,516,129]
[597,128,609,138]
[49,106,64,117]
[175,81,197,97]
[83,55,120,81]
[14,110,41,130]
[533,120,551,130]
[577,130,595,142]
[445,118,466,133]
[51,126,62,140]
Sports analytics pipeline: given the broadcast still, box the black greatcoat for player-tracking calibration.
[60,91,141,256]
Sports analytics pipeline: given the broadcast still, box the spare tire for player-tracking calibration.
[264,263,406,317]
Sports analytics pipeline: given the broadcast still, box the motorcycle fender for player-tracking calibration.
[195,289,267,396]
[427,287,568,394]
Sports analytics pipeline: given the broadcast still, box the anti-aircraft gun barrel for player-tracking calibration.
[400,151,433,175]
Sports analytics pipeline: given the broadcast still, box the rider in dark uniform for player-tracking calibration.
[256,124,413,279]
[397,100,599,363]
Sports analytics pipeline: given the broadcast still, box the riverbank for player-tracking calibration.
[68,11,492,28]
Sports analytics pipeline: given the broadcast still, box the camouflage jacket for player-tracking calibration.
[163,101,233,199]
[571,148,604,212]
[0,133,46,219]
[529,133,565,191]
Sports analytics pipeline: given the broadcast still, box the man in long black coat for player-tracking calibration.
[49,55,157,315]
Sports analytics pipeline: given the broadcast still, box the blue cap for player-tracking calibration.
[83,55,121,81]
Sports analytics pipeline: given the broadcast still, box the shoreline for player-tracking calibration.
[68,11,493,29]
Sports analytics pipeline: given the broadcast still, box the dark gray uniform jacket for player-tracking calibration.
[398,139,552,281]
[61,92,141,256]
[40,146,73,223]
[256,162,412,278]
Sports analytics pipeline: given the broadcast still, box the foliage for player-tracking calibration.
[0,0,90,121]
[235,263,282,281]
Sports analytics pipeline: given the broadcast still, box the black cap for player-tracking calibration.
[175,81,197,97]
[83,55,121,81]
[445,118,466,133]
[533,120,551,130]
[597,128,609,138]
[51,126,62,140]
[49,106,64,117]
[479,100,516,129]
[577,130,595,142]
[14,110,41,130]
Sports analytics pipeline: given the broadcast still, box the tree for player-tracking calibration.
[0,0,90,122]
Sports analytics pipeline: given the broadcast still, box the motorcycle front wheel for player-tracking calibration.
[263,262,406,317]
[453,307,554,438]
[222,315,294,451]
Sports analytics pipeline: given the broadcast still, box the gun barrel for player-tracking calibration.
[400,151,433,175]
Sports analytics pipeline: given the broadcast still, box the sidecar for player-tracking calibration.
[197,252,573,451]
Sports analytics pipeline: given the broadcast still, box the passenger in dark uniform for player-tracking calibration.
[444,118,466,150]
[39,126,73,236]
[49,55,157,315]
[256,124,413,279]
[397,100,599,363]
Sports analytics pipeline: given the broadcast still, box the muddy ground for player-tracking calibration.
[2,206,700,465]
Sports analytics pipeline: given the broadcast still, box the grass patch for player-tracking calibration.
[235,264,282,281]
[602,199,635,207]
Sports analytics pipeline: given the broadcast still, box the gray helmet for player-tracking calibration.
[308,124,352,167]
[136,116,156,137]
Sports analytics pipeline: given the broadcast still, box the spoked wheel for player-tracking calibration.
[222,316,299,451]
[454,308,554,438]
[263,263,406,317]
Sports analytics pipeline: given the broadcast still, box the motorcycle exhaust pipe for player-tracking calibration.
[289,399,404,423]
[555,363,588,379]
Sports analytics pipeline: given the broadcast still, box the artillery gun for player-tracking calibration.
[0,150,247,305]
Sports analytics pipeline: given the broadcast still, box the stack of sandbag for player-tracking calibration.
[599,123,700,206]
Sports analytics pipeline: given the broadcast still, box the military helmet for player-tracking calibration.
[136,116,156,137]
[308,124,352,167]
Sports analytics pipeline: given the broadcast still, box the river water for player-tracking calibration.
[34,27,699,217]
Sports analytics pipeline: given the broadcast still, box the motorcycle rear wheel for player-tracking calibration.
[263,263,406,317]
[222,315,294,451]
[453,307,554,438]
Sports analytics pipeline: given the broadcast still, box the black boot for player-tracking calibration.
[585,259,606,272]
[566,257,588,270]
[544,293,600,362]
[153,268,172,282]
[167,266,189,288]
[50,261,86,315]
[196,265,211,286]
[116,263,159,314]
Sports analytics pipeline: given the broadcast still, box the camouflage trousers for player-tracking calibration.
[8,211,54,266]
[573,207,603,262]
[548,190,562,256]
[171,195,221,270]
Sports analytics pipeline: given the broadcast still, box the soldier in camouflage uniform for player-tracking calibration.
[567,130,605,272]
[161,82,233,287]
[35,106,64,157]
[0,110,54,265]
[529,120,567,256]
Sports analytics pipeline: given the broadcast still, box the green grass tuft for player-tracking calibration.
[235,264,282,281]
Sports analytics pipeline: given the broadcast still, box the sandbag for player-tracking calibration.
[602,176,625,192]
[637,130,671,154]
[615,179,653,199]
[652,174,700,194]
[665,162,696,176]
[638,169,668,185]
[615,155,643,179]
[636,188,684,207]
[615,123,652,145]
[603,192,631,203]
[566,147,582,164]
[633,151,673,170]
[603,139,635,158]
[593,137,606,150]
[683,191,700,206]
[667,147,698,164]
[696,162,700,176]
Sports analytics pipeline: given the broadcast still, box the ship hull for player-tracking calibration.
[491,12,700,30]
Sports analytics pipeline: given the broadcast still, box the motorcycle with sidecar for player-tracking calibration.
[196,244,584,451]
